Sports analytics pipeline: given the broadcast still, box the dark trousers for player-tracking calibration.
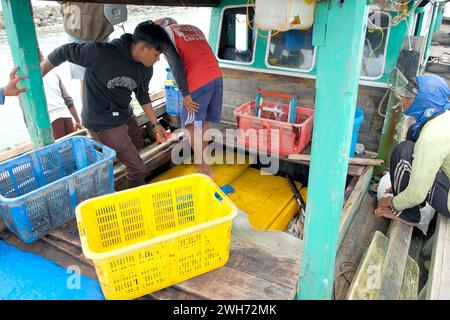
[52,117,75,140]
[390,140,450,223]
[89,116,146,186]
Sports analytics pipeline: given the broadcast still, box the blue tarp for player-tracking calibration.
[0,240,104,300]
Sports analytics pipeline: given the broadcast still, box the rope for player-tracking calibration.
[378,67,407,118]
[366,14,386,74]
[332,261,358,300]
[367,0,422,31]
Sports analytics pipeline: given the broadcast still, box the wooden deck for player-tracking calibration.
[0,129,375,300]
[0,218,300,300]
[0,114,302,299]
[0,93,382,300]
[0,138,374,300]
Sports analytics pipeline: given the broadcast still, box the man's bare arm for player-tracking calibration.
[40,58,55,77]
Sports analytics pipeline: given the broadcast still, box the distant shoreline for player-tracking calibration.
[0,4,189,35]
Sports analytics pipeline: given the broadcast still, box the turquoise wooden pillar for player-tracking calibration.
[297,0,370,300]
[1,0,54,148]
[434,7,444,33]
[422,3,438,68]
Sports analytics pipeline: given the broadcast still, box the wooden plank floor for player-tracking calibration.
[0,101,382,300]
[1,220,299,300]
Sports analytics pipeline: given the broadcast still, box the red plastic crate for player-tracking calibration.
[234,100,314,155]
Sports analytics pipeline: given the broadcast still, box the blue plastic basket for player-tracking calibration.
[0,136,116,243]
[165,84,183,115]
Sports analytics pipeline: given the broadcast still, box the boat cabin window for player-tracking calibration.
[217,6,256,64]
[361,11,391,79]
[266,28,315,72]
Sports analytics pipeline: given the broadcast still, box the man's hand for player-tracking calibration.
[3,66,27,97]
[74,122,84,130]
[374,206,393,218]
[374,205,417,226]
[155,123,170,142]
[377,196,392,209]
[182,95,199,113]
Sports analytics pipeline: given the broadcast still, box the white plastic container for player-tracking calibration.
[255,0,317,31]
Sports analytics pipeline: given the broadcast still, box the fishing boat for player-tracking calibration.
[0,0,448,300]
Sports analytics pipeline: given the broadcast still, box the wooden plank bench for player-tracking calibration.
[426,215,450,300]
[346,230,419,300]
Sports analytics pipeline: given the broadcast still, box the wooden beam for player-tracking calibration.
[333,193,390,300]
[285,154,366,177]
[343,176,359,208]
[338,167,374,247]
[376,221,414,300]
[346,231,389,300]
[288,154,384,167]
[426,215,450,300]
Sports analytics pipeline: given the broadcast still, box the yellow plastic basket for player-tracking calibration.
[75,174,237,300]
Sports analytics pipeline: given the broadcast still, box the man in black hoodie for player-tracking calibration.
[41,21,170,188]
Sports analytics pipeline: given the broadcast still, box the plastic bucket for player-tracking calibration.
[350,107,364,156]
[166,67,175,81]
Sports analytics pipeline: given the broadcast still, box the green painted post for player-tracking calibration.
[376,6,415,174]
[376,72,408,175]
[297,0,369,300]
[434,7,444,33]
[375,91,402,174]
[422,3,438,68]
[415,7,425,36]
[1,0,54,148]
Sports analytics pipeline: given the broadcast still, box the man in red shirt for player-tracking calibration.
[155,17,223,178]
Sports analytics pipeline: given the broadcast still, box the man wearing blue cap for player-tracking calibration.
[376,74,450,225]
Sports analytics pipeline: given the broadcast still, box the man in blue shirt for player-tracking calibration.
[0,66,27,105]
